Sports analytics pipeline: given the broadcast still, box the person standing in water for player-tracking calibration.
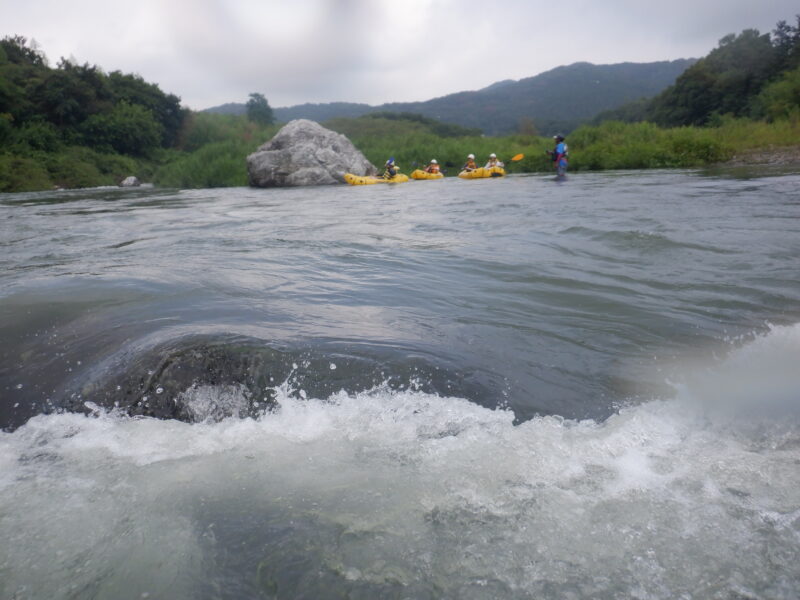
[548,135,568,176]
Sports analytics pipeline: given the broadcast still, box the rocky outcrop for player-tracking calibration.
[119,176,141,187]
[247,119,376,187]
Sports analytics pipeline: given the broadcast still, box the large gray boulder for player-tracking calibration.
[247,119,377,187]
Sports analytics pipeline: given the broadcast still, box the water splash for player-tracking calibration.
[1,325,799,598]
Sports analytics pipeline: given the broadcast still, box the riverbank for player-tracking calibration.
[2,116,798,193]
[724,144,800,167]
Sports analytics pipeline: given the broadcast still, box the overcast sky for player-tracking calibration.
[4,0,797,110]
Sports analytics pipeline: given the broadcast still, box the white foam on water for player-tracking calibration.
[1,324,799,599]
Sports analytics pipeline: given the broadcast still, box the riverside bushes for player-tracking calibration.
[1,112,795,192]
[327,116,792,175]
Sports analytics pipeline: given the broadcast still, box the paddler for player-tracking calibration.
[424,159,440,174]
[547,135,568,176]
[484,153,504,169]
[462,154,477,172]
[383,157,399,179]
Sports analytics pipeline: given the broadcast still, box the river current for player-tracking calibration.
[1,169,799,599]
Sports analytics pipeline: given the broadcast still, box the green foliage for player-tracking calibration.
[147,112,278,188]
[0,34,187,158]
[107,71,186,146]
[328,116,798,176]
[177,112,278,152]
[79,101,164,156]
[753,65,800,121]
[325,115,530,173]
[10,119,62,151]
[44,150,105,189]
[0,154,52,192]
[153,139,253,188]
[0,35,46,67]
[649,29,778,126]
[0,113,11,143]
[612,17,800,128]
[0,141,154,192]
[301,60,694,136]
[246,93,275,126]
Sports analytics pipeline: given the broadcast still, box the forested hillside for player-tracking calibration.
[205,60,695,135]
[379,60,695,135]
[596,16,800,126]
[0,35,188,190]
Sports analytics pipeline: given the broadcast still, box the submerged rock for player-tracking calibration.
[247,119,376,187]
[119,176,141,187]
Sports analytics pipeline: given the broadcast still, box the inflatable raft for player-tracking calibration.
[411,169,444,180]
[344,173,409,185]
[458,166,505,179]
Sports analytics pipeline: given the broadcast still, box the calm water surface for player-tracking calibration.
[1,170,799,599]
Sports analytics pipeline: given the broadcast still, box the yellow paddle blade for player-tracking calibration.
[510,153,524,162]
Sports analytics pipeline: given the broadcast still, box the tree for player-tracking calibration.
[0,35,47,67]
[754,64,800,120]
[34,61,112,129]
[79,101,163,156]
[107,71,186,146]
[647,28,778,126]
[772,15,800,71]
[246,93,274,125]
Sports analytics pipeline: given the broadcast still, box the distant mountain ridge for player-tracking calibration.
[204,59,696,135]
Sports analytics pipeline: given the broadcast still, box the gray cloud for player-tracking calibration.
[4,0,798,110]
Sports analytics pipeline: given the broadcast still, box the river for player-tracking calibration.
[1,169,799,599]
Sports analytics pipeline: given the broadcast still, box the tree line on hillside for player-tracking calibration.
[596,16,800,126]
[2,13,799,194]
[207,60,695,136]
[0,35,187,157]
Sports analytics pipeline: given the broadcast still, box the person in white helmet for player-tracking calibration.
[484,153,504,169]
[424,159,441,174]
[462,153,477,172]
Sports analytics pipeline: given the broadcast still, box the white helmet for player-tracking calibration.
[468,154,475,159]
[431,159,438,164]
[489,153,496,158]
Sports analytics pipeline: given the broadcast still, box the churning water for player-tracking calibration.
[1,169,799,599]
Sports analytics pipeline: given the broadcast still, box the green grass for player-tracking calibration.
[0,145,151,192]
[153,140,254,188]
[1,113,797,193]
[337,117,798,175]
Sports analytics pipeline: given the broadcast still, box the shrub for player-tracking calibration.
[754,65,800,121]
[80,101,164,156]
[0,154,52,191]
[153,139,252,188]
[10,119,62,151]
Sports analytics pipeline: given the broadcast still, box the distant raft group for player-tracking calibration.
[344,153,517,185]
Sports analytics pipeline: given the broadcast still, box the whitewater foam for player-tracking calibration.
[1,325,799,598]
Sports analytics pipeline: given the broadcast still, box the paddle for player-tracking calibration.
[489,153,524,176]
